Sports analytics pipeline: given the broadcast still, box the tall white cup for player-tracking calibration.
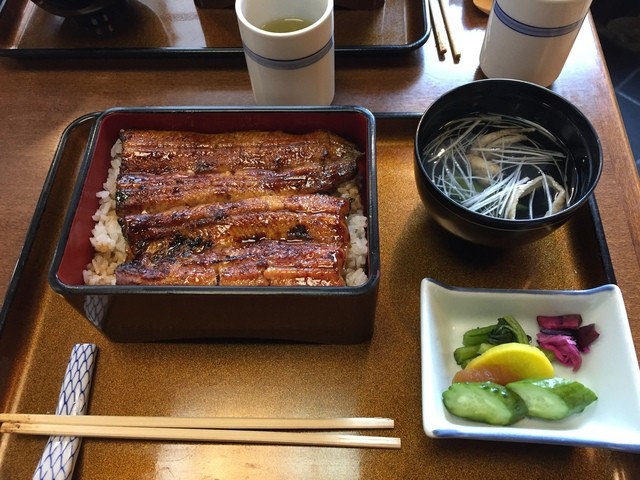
[235,0,335,105]
[479,0,593,87]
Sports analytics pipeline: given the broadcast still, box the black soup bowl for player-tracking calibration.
[414,79,603,248]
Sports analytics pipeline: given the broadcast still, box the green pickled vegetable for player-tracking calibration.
[462,325,497,346]
[442,382,528,426]
[490,315,530,345]
[486,322,516,344]
[454,343,496,367]
[539,347,556,363]
[477,342,494,355]
[506,377,597,420]
[456,315,531,365]
[454,345,481,366]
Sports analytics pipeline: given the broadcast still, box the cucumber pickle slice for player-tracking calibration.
[506,377,598,420]
[442,381,528,426]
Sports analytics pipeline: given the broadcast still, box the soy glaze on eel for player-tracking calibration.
[115,194,352,286]
[115,238,348,287]
[115,129,362,215]
[118,194,351,259]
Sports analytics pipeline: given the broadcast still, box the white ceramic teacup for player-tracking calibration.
[235,0,334,105]
[479,0,593,87]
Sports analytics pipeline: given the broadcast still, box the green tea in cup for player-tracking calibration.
[261,17,313,33]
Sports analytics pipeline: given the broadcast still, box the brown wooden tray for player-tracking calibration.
[0,0,429,57]
[0,114,626,480]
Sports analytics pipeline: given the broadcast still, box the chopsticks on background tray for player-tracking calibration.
[429,0,461,62]
[0,414,401,449]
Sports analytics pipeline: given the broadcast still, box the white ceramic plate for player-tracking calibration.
[420,278,640,452]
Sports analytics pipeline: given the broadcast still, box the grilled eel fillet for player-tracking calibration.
[115,240,346,286]
[117,163,356,215]
[116,194,351,286]
[116,129,361,214]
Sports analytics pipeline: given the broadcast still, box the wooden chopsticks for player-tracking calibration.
[0,413,394,430]
[430,0,461,62]
[0,414,400,449]
[429,0,448,58]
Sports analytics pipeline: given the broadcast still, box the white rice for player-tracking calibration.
[83,140,369,287]
[83,141,126,286]
[337,181,369,287]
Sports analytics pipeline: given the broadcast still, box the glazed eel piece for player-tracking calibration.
[115,239,346,286]
[116,194,351,285]
[117,129,362,175]
[116,162,357,215]
[119,194,350,259]
[115,129,361,215]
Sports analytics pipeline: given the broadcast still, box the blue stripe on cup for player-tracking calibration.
[243,37,334,70]
[494,1,585,37]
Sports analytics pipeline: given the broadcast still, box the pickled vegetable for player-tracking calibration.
[455,315,531,366]
[442,381,528,426]
[535,314,600,371]
[452,342,555,385]
[506,377,597,420]
[462,325,497,346]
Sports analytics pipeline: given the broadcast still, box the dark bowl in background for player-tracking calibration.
[414,79,603,248]
[49,106,380,343]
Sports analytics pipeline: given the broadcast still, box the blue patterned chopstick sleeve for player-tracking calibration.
[33,343,97,480]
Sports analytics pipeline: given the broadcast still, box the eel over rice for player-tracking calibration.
[116,129,361,214]
[108,128,363,287]
[116,194,350,287]
[118,194,351,261]
[116,239,347,287]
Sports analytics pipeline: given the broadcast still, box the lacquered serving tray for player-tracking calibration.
[0,0,429,57]
[0,114,620,479]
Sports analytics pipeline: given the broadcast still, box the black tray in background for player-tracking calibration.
[0,0,430,57]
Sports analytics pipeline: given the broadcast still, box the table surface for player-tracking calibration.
[1,0,640,478]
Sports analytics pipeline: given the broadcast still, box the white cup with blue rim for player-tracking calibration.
[235,0,334,105]
[479,0,593,87]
